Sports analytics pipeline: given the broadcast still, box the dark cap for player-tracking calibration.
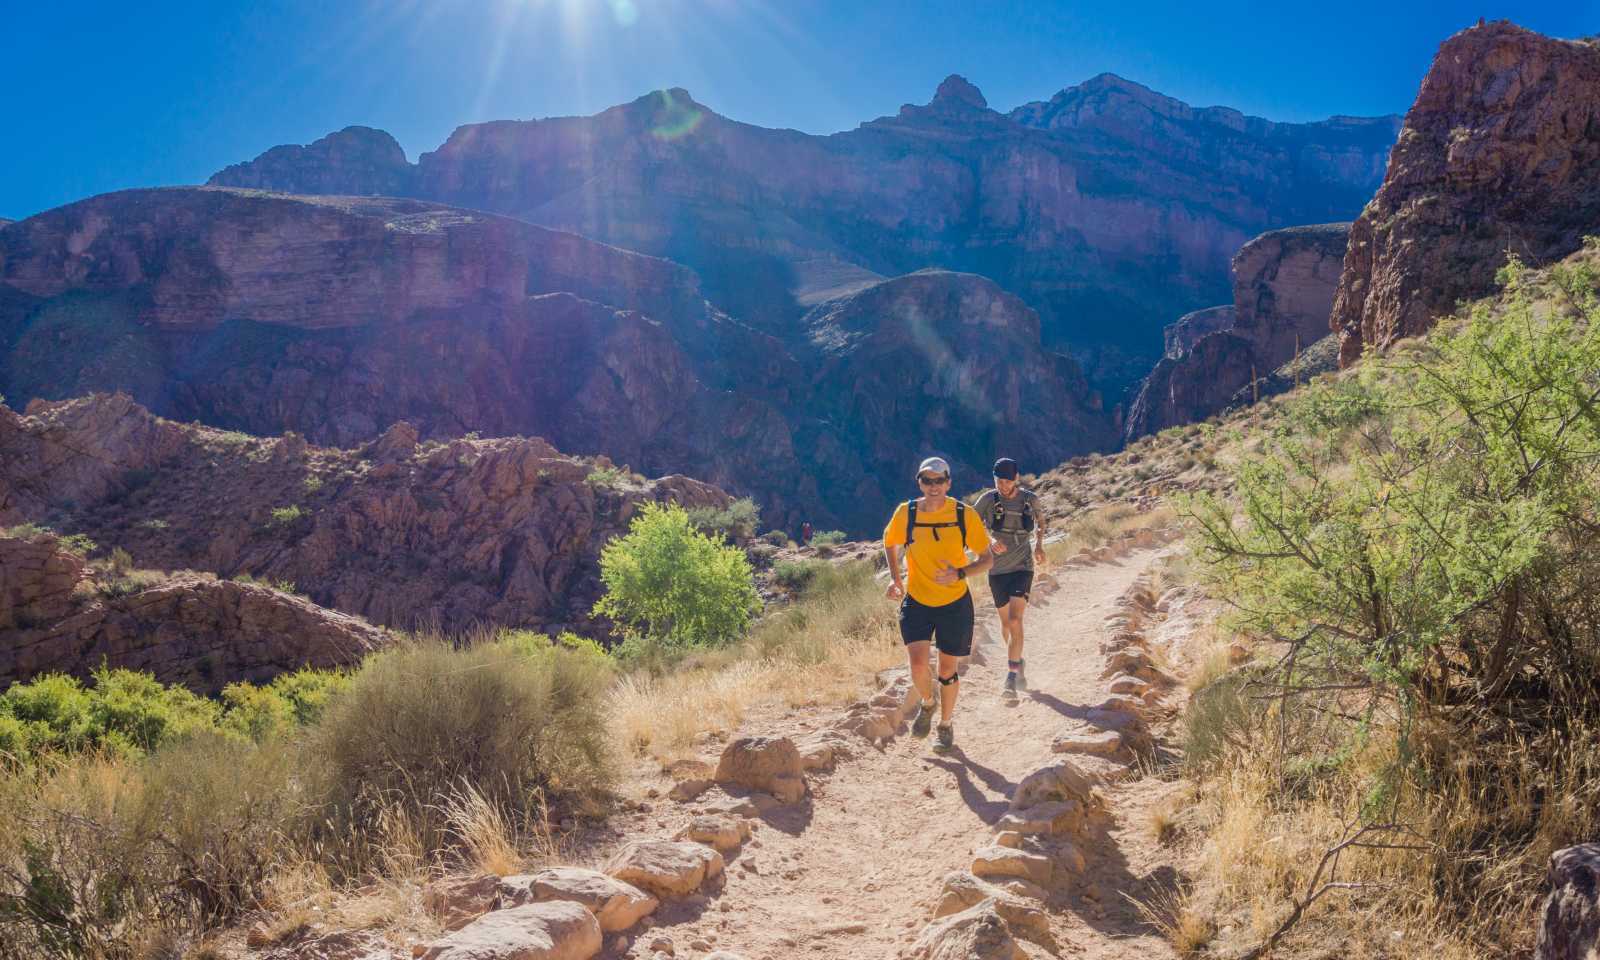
[992,457,1019,480]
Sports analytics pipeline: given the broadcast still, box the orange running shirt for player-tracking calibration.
[883,498,990,607]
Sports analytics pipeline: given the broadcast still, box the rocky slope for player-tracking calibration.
[0,393,729,635]
[0,187,1111,532]
[801,269,1116,499]
[1125,223,1349,438]
[0,530,389,693]
[211,75,1398,389]
[1332,22,1600,365]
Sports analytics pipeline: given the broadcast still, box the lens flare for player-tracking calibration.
[649,88,705,141]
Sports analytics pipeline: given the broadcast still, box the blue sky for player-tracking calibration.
[2,0,1594,220]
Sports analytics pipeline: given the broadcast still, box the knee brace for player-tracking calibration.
[937,672,959,686]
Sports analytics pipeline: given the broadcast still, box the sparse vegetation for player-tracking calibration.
[268,504,304,526]
[584,464,629,490]
[770,558,825,593]
[686,496,761,541]
[1177,248,1600,953]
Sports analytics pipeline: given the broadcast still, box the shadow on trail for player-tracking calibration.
[1025,689,1093,722]
[925,749,1014,824]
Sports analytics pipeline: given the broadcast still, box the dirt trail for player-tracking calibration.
[628,547,1181,959]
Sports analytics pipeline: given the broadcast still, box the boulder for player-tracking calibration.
[996,800,1084,838]
[971,845,1053,886]
[905,901,1023,960]
[418,901,602,960]
[606,840,725,899]
[498,868,658,933]
[714,736,806,804]
[1010,762,1094,813]
[1051,731,1125,758]
[1537,844,1600,960]
[934,873,1053,945]
[421,873,502,931]
[673,814,753,852]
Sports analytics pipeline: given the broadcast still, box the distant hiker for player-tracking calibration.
[973,457,1047,700]
[800,521,814,545]
[883,456,995,752]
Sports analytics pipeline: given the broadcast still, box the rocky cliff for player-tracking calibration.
[801,270,1116,500]
[1125,223,1349,438]
[0,530,390,693]
[1332,22,1600,365]
[211,75,1398,390]
[0,393,730,636]
[0,187,1112,532]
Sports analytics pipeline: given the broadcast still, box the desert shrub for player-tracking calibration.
[594,503,758,653]
[0,734,303,957]
[760,529,789,546]
[686,497,760,541]
[268,504,303,526]
[771,559,824,593]
[1182,253,1600,945]
[219,667,348,742]
[56,534,97,558]
[307,634,614,862]
[810,529,846,547]
[584,464,628,490]
[746,542,779,565]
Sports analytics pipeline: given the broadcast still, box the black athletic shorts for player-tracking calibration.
[898,591,975,657]
[988,569,1034,607]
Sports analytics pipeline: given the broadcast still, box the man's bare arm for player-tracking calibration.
[885,544,906,598]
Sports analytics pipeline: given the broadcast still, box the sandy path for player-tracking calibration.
[622,547,1180,959]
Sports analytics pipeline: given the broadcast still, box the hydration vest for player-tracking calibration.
[905,498,969,547]
[989,492,1035,532]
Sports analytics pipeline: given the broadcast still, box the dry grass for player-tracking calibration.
[1128,882,1214,956]
[609,562,901,761]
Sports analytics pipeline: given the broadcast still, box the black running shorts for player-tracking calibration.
[898,591,975,657]
[988,569,1034,607]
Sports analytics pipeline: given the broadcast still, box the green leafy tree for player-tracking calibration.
[594,502,759,650]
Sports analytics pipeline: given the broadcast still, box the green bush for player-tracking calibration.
[760,530,790,547]
[686,497,761,541]
[585,464,628,490]
[0,669,219,762]
[268,504,303,526]
[810,529,847,547]
[594,502,759,651]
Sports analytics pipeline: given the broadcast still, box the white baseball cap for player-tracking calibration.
[916,456,951,478]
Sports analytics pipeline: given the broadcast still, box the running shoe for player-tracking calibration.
[1003,672,1018,698]
[1016,658,1028,692]
[934,724,955,752]
[912,699,936,737]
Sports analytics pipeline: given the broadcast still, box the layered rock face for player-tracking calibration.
[1125,223,1349,438]
[0,394,730,635]
[1332,23,1600,366]
[803,270,1115,499]
[0,187,1111,532]
[0,531,390,693]
[207,126,416,198]
[212,76,1397,389]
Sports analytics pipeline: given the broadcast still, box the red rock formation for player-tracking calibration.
[207,126,415,198]
[210,76,1397,389]
[0,394,731,635]
[1125,223,1349,438]
[1332,23,1600,366]
[0,531,389,693]
[802,270,1116,499]
[1163,306,1235,360]
[0,187,1111,532]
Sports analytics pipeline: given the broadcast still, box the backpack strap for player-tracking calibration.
[905,498,917,546]
[956,500,968,549]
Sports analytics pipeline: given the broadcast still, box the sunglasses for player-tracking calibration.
[918,474,951,485]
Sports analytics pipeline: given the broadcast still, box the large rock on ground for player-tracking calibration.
[605,840,724,899]
[1537,844,1600,960]
[971,845,1053,886]
[499,868,657,934]
[418,901,602,960]
[1332,22,1600,366]
[935,873,1053,945]
[905,901,1023,960]
[713,736,806,804]
[1010,762,1095,814]
[673,814,753,852]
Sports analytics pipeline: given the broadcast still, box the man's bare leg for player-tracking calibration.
[907,640,934,704]
[1006,596,1027,664]
[938,651,961,724]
